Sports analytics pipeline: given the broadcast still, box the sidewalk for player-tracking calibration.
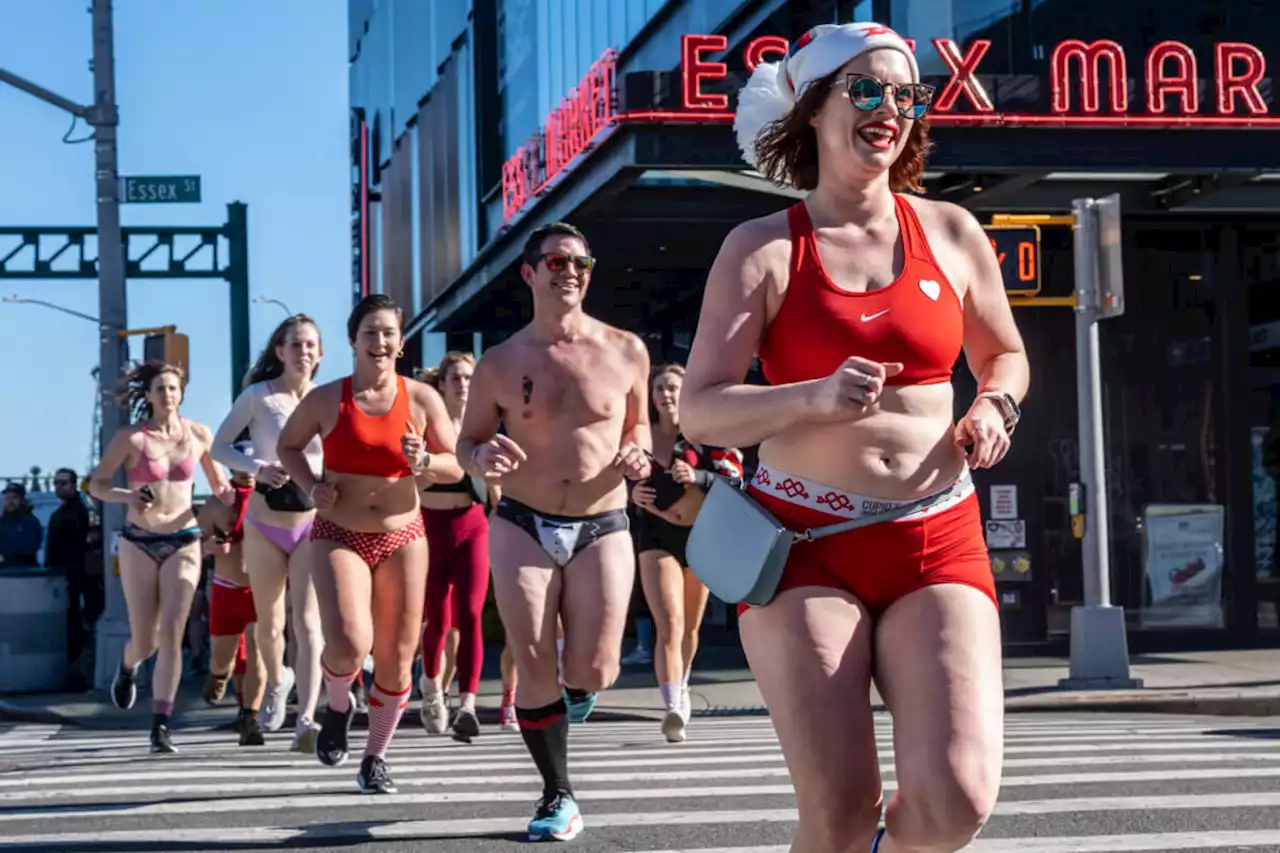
[2,646,1278,730]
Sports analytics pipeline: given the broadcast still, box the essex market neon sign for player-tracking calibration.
[500,34,1277,223]
[638,33,1278,129]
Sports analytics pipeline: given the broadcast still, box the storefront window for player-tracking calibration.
[1245,226,1280,632]
[1035,223,1225,632]
[1103,225,1222,630]
[889,0,1022,75]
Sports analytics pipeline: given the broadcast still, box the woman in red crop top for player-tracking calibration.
[278,294,464,795]
[89,361,231,755]
[413,351,500,742]
[682,22,1029,853]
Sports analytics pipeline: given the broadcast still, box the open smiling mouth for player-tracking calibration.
[857,122,897,150]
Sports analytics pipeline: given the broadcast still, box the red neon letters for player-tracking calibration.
[933,38,994,113]
[1216,42,1268,114]
[683,35,729,109]
[503,35,1275,222]
[501,50,617,222]
[1050,40,1128,113]
[673,34,1272,126]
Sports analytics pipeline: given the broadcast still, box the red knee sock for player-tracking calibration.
[365,682,410,759]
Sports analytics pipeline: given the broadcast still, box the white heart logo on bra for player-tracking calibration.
[919,279,941,301]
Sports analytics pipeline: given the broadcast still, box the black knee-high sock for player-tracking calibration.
[517,698,573,799]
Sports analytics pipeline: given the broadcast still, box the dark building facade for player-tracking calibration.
[349,0,1280,653]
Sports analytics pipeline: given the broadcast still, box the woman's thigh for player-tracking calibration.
[739,586,883,832]
[874,583,1004,824]
[370,536,428,677]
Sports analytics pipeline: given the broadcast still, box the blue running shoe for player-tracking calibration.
[528,791,583,841]
[562,688,597,724]
[870,826,886,851]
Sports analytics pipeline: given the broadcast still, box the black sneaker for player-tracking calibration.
[111,663,137,710]
[357,755,397,794]
[451,706,480,743]
[150,724,177,754]
[239,712,265,746]
[316,692,356,767]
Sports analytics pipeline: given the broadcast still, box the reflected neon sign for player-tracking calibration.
[622,34,1278,128]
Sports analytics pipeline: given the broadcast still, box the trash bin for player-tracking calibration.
[0,568,69,694]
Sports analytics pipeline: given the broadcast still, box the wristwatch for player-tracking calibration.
[978,391,1021,435]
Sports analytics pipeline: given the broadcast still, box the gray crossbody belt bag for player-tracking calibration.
[686,472,971,608]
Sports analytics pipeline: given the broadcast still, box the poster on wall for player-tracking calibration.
[1252,426,1276,580]
[1140,504,1225,629]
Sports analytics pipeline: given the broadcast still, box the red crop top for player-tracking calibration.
[321,375,415,479]
[225,485,252,544]
[757,195,964,388]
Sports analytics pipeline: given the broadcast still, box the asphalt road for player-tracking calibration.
[1,711,1279,851]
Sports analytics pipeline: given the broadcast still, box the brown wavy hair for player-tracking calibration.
[118,361,185,423]
[753,68,932,193]
[243,314,321,388]
[414,351,475,392]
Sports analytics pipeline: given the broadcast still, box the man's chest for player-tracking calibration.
[500,347,631,425]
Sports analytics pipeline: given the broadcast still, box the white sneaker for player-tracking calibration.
[421,689,449,734]
[290,715,320,753]
[261,666,295,732]
[661,708,687,744]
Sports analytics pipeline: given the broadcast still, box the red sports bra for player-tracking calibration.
[757,195,964,387]
[321,375,415,479]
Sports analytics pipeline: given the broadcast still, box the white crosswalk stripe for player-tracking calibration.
[0,712,1278,850]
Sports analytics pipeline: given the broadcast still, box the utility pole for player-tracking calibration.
[1059,194,1142,691]
[88,0,131,693]
[0,0,131,690]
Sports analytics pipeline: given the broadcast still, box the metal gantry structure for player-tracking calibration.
[0,204,252,401]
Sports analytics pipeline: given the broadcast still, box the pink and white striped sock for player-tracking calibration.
[322,660,358,714]
[364,682,410,759]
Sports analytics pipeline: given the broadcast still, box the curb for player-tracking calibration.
[692,694,1280,720]
[0,700,68,727]
[1003,694,1280,717]
[7,693,1277,730]
[0,699,662,731]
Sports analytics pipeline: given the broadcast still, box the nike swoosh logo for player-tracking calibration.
[860,310,890,322]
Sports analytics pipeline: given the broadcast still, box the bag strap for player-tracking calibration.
[794,476,969,543]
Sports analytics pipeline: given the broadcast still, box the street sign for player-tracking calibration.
[984,225,1042,296]
[120,175,201,204]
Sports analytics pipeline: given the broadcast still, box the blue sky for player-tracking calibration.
[0,1,351,490]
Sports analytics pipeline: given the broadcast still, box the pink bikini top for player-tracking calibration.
[127,423,198,484]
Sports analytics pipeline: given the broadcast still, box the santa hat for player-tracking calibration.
[734,22,920,172]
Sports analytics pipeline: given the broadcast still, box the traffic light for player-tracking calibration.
[143,325,190,379]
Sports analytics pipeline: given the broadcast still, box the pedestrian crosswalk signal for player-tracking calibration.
[143,326,190,380]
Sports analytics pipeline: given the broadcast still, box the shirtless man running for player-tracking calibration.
[458,221,651,842]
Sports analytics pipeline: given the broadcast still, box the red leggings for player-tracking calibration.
[420,504,490,694]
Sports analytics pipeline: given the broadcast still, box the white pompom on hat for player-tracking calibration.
[734,21,920,171]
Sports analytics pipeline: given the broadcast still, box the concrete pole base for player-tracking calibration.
[1057,604,1145,690]
[93,618,132,691]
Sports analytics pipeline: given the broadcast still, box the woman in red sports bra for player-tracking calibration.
[89,361,232,754]
[682,22,1029,853]
[277,293,463,795]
